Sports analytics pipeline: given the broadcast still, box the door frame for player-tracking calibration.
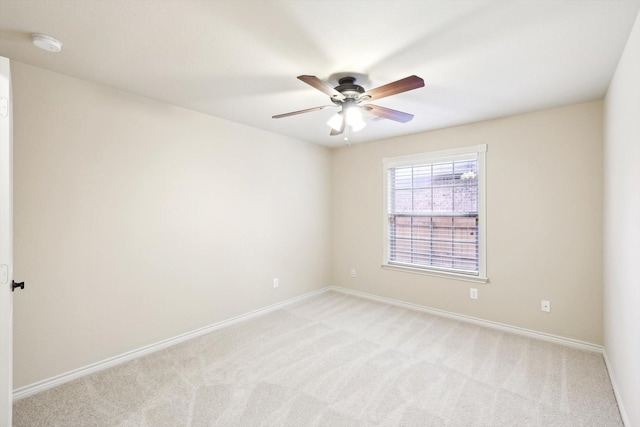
[0,55,14,427]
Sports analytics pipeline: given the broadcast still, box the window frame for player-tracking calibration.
[382,144,488,283]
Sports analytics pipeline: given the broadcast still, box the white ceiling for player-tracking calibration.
[1,1,639,147]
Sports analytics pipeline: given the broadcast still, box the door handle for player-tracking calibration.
[12,280,24,292]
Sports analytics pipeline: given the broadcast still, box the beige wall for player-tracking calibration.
[12,63,331,388]
[331,101,603,345]
[11,60,610,391]
[603,11,640,427]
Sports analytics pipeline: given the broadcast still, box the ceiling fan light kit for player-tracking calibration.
[273,74,425,140]
[327,102,366,132]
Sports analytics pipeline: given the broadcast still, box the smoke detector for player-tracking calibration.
[31,33,63,53]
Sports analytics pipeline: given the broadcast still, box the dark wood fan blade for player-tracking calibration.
[272,105,335,119]
[330,115,345,136]
[298,75,346,101]
[363,104,414,123]
[360,75,424,102]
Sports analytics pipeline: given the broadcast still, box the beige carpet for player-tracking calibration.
[13,291,622,426]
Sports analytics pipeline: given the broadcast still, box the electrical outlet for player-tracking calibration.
[541,300,550,312]
[273,278,279,288]
[470,288,478,299]
[350,269,356,277]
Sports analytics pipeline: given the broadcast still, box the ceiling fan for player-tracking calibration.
[273,75,425,140]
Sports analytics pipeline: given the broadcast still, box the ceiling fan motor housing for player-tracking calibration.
[332,77,365,104]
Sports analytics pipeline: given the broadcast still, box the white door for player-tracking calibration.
[0,56,14,427]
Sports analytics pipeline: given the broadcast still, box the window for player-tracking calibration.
[383,145,487,282]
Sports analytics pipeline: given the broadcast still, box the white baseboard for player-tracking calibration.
[328,286,604,353]
[602,349,629,427]
[13,287,329,401]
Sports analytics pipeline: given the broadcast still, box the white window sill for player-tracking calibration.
[381,263,489,284]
